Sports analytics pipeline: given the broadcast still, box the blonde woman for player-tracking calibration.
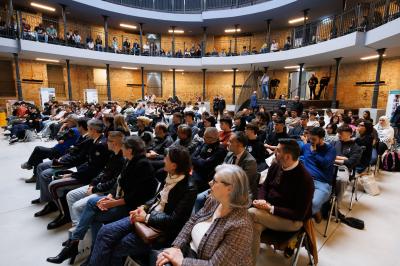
[113,114,130,136]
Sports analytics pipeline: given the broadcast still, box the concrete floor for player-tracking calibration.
[0,135,399,266]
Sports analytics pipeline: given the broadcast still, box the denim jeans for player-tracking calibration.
[71,195,130,246]
[262,83,269,99]
[37,161,59,202]
[90,217,150,266]
[312,180,332,214]
[66,185,103,226]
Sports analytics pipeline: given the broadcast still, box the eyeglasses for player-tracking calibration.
[211,177,230,186]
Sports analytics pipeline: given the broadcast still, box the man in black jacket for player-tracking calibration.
[167,112,182,141]
[66,131,126,226]
[264,117,288,155]
[35,119,110,230]
[191,127,227,192]
[147,122,174,159]
[333,125,362,203]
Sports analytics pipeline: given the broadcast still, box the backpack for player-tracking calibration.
[381,148,400,172]
[23,129,36,142]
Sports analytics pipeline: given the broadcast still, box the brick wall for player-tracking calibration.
[4,58,399,110]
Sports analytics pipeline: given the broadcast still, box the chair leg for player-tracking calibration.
[349,177,357,210]
[334,198,339,223]
[324,196,336,237]
[304,235,315,266]
[291,232,306,266]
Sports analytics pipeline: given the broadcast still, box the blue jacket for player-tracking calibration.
[250,94,258,108]
[53,127,80,155]
[300,142,336,184]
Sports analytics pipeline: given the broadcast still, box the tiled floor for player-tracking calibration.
[0,135,398,266]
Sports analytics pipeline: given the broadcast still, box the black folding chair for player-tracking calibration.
[324,166,340,237]
[260,222,315,266]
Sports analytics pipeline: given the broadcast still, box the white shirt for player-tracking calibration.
[261,74,269,84]
[190,212,217,253]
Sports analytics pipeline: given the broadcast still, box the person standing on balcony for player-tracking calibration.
[308,74,318,100]
[260,71,270,100]
[218,96,226,118]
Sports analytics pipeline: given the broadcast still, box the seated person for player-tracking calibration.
[324,123,338,144]
[90,146,197,266]
[283,36,292,50]
[249,139,314,265]
[184,111,199,137]
[146,122,174,160]
[191,127,227,192]
[47,136,158,264]
[20,115,80,182]
[300,127,336,221]
[245,122,268,171]
[374,116,394,155]
[171,124,198,154]
[307,111,320,127]
[264,117,288,154]
[156,164,253,266]
[288,114,308,140]
[34,23,48,42]
[224,132,258,200]
[8,105,42,144]
[168,112,182,141]
[355,120,373,174]
[219,116,233,148]
[35,119,109,229]
[46,24,57,42]
[333,125,362,202]
[232,112,246,132]
[285,110,301,130]
[270,39,280,52]
[66,131,125,226]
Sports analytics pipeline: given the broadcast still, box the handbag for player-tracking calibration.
[133,222,161,245]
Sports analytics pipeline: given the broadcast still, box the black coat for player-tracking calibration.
[144,176,197,246]
[71,135,110,184]
[148,135,174,155]
[191,142,227,192]
[58,134,92,167]
[333,140,362,170]
[112,154,158,209]
[90,150,125,193]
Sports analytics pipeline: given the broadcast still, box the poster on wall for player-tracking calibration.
[85,89,98,104]
[40,88,56,108]
[386,90,400,119]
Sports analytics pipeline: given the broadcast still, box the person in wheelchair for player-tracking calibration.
[249,138,314,266]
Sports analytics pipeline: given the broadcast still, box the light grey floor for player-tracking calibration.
[0,135,399,266]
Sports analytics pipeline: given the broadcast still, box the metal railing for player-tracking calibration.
[6,0,400,59]
[0,10,17,39]
[104,0,269,13]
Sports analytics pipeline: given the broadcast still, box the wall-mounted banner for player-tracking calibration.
[85,89,98,104]
[40,88,56,107]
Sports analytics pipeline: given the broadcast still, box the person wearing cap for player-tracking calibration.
[21,114,81,183]
[191,127,228,193]
[264,117,288,155]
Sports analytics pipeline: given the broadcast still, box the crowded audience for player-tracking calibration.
[2,93,397,266]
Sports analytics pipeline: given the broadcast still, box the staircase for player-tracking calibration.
[235,70,264,112]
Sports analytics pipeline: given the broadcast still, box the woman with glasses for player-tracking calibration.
[355,120,374,174]
[155,164,253,266]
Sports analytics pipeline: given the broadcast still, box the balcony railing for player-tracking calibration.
[104,0,269,13]
[5,0,400,59]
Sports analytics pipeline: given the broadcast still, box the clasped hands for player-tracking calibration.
[129,206,147,223]
[96,194,116,211]
[156,247,183,266]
